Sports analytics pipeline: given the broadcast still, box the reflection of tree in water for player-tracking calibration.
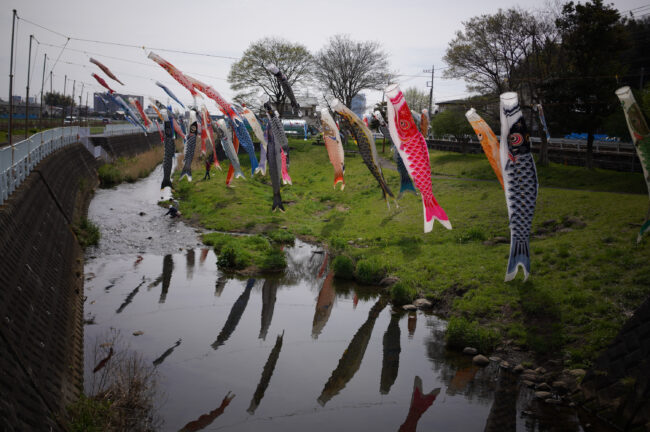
[259,279,279,340]
[423,315,495,404]
[380,313,401,394]
[282,243,327,287]
[186,249,195,280]
[398,376,440,432]
[317,297,388,405]
[214,274,227,297]
[211,279,255,350]
[312,272,335,339]
[247,331,284,414]
[178,391,235,432]
[408,312,417,339]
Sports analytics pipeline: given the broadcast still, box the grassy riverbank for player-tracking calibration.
[98,139,182,187]
[173,138,650,367]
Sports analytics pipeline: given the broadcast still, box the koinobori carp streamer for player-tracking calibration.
[265,63,302,117]
[385,84,451,232]
[615,86,650,242]
[499,92,538,282]
[320,108,345,190]
[92,73,115,94]
[465,108,504,188]
[333,99,394,206]
[89,58,124,85]
[155,81,185,109]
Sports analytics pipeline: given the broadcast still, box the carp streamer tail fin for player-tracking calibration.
[638,217,650,243]
[505,237,531,282]
[333,174,344,190]
[160,177,172,190]
[398,180,417,198]
[423,200,451,233]
[180,169,192,182]
[272,192,285,212]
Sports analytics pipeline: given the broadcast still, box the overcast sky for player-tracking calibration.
[1,0,648,113]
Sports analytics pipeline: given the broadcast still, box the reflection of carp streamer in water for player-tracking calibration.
[317,297,388,405]
[179,391,235,432]
[247,331,284,414]
[398,376,440,432]
[259,279,279,340]
[380,314,401,394]
[152,339,182,367]
[211,279,255,349]
[312,272,335,339]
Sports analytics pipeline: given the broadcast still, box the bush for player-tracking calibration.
[97,164,121,187]
[73,218,100,248]
[328,236,347,252]
[355,257,386,285]
[65,395,112,432]
[217,246,251,270]
[445,316,500,354]
[260,247,287,271]
[332,255,355,280]
[390,282,417,306]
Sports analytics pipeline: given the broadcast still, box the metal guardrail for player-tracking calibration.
[0,123,155,205]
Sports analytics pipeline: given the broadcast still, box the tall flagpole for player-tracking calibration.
[8,9,17,159]
[40,54,46,129]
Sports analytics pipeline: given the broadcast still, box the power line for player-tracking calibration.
[17,15,240,61]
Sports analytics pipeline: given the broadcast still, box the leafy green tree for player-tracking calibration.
[44,91,74,108]
[430,108,473,153]
[228,38,312,113]
[548,0,630,168]
[313,35,391,108]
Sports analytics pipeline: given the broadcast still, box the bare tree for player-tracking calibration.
[313,34,391,108]
[228,38,312,112]
[403,87,429,112]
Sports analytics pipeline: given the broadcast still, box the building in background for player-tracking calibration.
[93,93,144,116]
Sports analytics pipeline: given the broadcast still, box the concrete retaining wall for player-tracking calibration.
[0,132,160,430]
[0,143,98,430]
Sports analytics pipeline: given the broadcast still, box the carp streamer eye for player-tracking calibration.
[478,133,483,140]
[510,133,523,146]
[400,120,409,130]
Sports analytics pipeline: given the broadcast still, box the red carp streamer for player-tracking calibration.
[89,58,124,85]
[92,73,115,94]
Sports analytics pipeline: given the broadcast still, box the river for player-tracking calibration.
[83,164,586,431]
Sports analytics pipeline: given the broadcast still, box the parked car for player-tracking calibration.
[63,116,77,124]
[101,118,110,124]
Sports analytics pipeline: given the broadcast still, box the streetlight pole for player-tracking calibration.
[25,34,33,140]
[40,54,46,129]
[8,9,17,152]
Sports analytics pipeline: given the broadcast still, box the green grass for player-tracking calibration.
[174,138,650,365]
[64,395,112,432]
[202,232,287,272]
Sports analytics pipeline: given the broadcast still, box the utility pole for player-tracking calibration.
[25,34,33,140]
[8,9,17,152]
[424,65,434,119]
[62,75,67,126]
[40,54,46,129]
[79,82,84,125]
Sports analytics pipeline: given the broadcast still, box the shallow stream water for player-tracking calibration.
[84,165,586,431]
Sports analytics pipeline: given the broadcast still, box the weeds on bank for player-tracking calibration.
[65,330,160,431]
[72,218,100,248]
[174,138,650,365]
